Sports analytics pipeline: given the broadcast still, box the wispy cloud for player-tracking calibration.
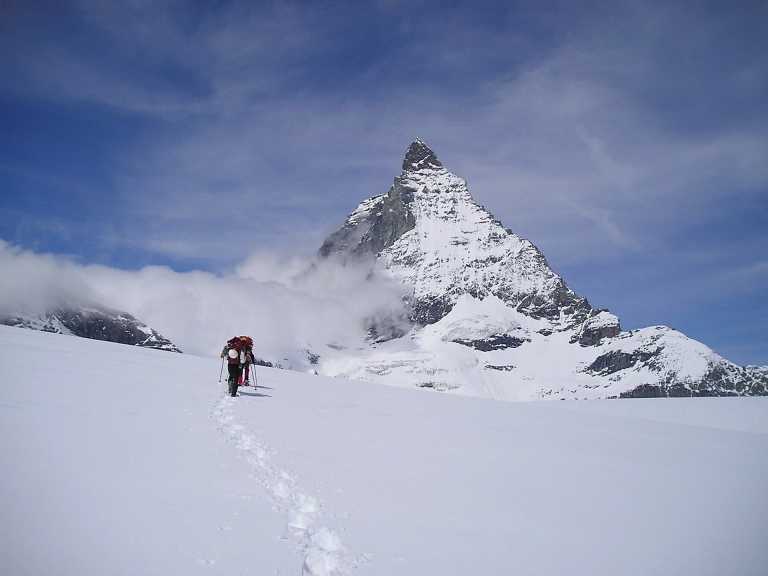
[0,241,408,363]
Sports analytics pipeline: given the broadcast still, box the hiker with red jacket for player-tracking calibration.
[221,337,246,397]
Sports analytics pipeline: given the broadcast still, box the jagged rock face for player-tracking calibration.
[586,348,663,376]
[618,362,768,398]
[574,311,622,346]
[319,181,416,260]
[402,139,442,171]
[1,307,181,352]
[320,139,590,327]
[314,140,767,400]
[619,363,768,398]
[453,334,528,351]
[697,363,768,396]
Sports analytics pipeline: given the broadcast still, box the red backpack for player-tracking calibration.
[227,337,243,350]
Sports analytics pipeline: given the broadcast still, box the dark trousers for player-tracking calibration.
[227,363,242,396]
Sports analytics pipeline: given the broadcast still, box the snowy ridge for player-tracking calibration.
[315,140,767,399]
[0,306,181,352]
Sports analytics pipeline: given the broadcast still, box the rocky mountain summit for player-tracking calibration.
[321,140,591,326]
[315,139,767,399]
[1,307,181,353]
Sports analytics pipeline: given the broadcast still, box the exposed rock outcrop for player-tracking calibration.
[574,311,621,346]
[318,182,416,260]
[586,347,663,376]
[620,363,768,398]
[453,334,527,351]
[1,307,181,352]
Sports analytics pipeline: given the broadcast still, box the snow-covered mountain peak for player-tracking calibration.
[402,138,442,172]
[314,139,767,399]
[321,139,590,326]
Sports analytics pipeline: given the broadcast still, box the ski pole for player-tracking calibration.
[251,363,257,387]
[218,358,224,382]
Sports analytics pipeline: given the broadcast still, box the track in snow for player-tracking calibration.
[213,392,353,576]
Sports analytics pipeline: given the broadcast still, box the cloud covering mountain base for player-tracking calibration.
[0,240,407,366]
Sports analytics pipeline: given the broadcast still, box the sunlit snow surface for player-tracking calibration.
[379,166,563,308]
[319,294,720,399]
[1,325,767,575]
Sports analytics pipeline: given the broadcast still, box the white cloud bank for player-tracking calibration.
[0,240,407,365]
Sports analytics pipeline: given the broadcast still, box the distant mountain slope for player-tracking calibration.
[316,140,767,399]
[1,306,181,352]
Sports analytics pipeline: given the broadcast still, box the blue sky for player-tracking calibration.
[1,0,767,364]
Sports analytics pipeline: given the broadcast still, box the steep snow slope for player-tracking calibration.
[2,325,767,575]
[316,140,767,398]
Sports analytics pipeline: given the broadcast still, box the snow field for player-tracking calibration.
[2,325,768,575]
[0,327,298,575]
[245,369,768,576]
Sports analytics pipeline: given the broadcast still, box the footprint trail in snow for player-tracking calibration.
[213,395,351,576]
